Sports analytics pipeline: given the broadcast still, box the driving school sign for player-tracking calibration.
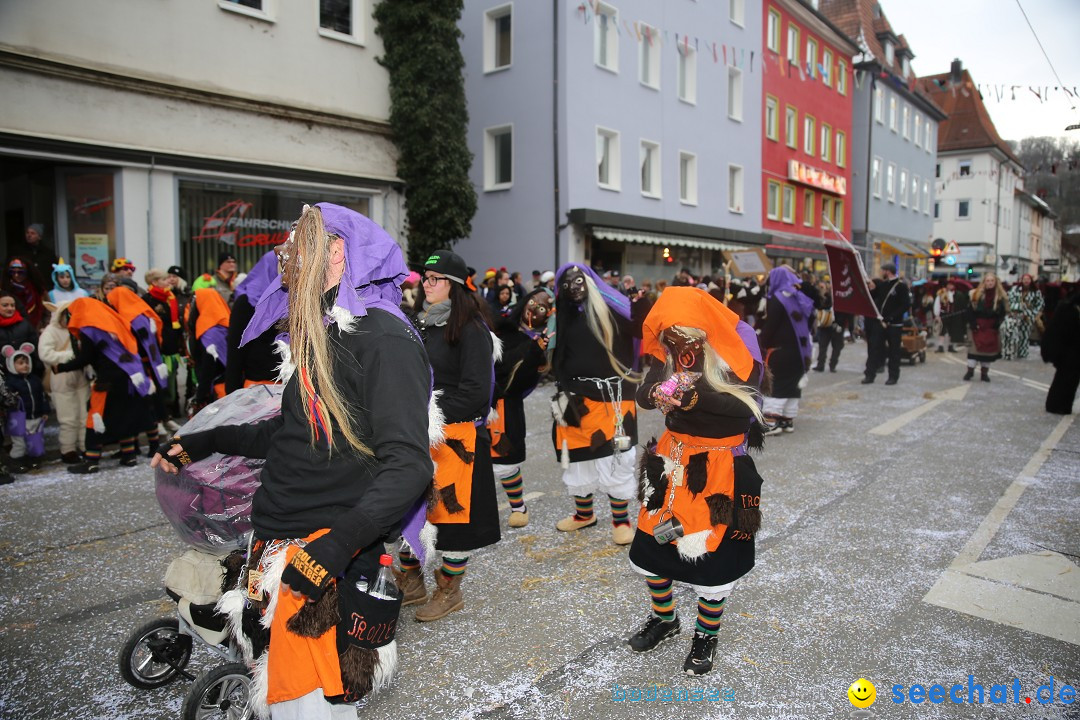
[788,160,847,196]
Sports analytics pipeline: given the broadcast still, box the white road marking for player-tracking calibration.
[923,414,1079,645]
[939,354,1050,389]
[867,383,970,436]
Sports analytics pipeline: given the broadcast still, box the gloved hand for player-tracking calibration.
[155,430,214,470]
[280,531,353,603]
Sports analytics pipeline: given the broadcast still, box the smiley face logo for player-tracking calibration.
[848,678,876,708]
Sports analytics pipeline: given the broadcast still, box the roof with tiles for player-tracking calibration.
[918,68,1022,165]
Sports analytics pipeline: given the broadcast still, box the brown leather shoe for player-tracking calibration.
[414,569,464,622]
[392,566,427,607]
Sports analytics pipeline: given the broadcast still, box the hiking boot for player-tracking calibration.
[556,514,597,532]
[629,616,680,652]
[61,451,81,464]
[68,460,100,474]
[683,630,719,676]
[963,367,975,381]
[392,567,427,607]
[981,367,990,382]
[612,524,634,545]
[508,508,529,528]
[414,569,464,622]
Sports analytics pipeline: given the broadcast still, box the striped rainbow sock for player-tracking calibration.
[441,557,468,577]
[695,597,726,636]
[119,437,136,457]
[398,552,420,571]
[84,449,102,461]
[609,496,630,526]
[500,469,525,510]
[647,576,675,622]
[573,494,595,521]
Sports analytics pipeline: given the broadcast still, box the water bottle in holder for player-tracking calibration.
[363,554,402,601]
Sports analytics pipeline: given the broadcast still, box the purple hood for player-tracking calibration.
[767,267,815,363]
[554,263,630,320]
[234,249,280,305]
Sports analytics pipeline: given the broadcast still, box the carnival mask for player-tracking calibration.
[560,267,588,304]
[523,292,553,330]
[662,326,705,370]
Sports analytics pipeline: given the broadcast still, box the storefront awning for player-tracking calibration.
[879,238,928,258]
[593,226,746,251]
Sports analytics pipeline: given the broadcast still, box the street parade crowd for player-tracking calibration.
[3,210,1079,718]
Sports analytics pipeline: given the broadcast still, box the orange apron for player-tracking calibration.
[554,397,636,455]
[428,421,477,524]
[488,399,508,459]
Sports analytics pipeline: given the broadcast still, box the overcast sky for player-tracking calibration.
[881,0,1080,144]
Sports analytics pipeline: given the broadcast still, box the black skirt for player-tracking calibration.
[435,426,502,553]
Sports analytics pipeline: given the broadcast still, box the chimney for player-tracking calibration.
[950,58,963,84]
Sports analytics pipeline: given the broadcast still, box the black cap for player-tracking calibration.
[167,265,186,281]
[423,249,468,285]
[881,263,898,275]
[217,251,237,268]
[118,278,140,293]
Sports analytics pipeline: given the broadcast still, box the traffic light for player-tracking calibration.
[663,246,674,264]
[966,266,974,276]
[930,238,946,258]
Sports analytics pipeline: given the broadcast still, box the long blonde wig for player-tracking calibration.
[288,206,371,456]
[970,273,1006,311]
[581,272,641,383]
[661,325,764,422]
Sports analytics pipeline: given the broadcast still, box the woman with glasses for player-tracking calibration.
[396,250,500,622]
[2,257,45,329]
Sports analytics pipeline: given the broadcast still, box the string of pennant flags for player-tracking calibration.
[974,83,1079,105]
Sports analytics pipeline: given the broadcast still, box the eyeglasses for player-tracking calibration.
[422,275,449,286]
[9,268,26,275]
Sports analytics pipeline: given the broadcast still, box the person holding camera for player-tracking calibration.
[628,287,765,676]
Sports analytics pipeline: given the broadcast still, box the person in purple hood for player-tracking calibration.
[153,203,433,714]
[225,248,285,392]
[758,266,816,434]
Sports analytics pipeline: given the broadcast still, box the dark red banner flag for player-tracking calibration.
[825,241,879,318]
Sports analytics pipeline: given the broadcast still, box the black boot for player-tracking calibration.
[68,460,100,474]
[981,367,990,382]
[0,465,14,485]
[683,630,719,676]
[812,364,825,372]
[629,616,680,652]
[963,367,975,381]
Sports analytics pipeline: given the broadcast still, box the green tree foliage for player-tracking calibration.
[1014,136,1080,229]
[374,0,477,263]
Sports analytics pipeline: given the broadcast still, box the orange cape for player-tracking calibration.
[107,286,163,344]
[641,287,754,382]
[193,288,231,340]
[66,297,139,355]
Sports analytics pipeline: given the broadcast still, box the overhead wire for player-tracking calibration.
[1013,0,1075,110]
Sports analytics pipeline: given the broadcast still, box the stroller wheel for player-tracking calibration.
[182,662,253,720]
[119,617,193,689]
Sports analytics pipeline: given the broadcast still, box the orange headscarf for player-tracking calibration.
[193,288,231,340]
[107,286,162,344]
[641,287,754,382]
[65,297,139,355]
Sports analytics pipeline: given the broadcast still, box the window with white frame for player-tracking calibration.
[782,185,795,223]
[483,4,513,72]
[220,0,273,21]
[872,156,882,197]
[902,104,910,139]
[785,105,798,148]
[925,123,933,151]
[803,189,815,227]
[678,45,697,104]
[820,124,831,163]
[914,114,922,148]
[884,40,894,66]
[838,60,847,94]
[679,152,698,205]
[804,115,815,157]
[765,96,779,141]
[727,67,743,121]
[640,140,661,197]
[807,38,818,78]
[639,22,660,89]
[874,86,883,123]
[959,159,972,176]
[728,165,744,213]
[958,199,970,218]
[787,24,800,66]
[594,2,618,71]
[933,201,939,219]
[836,131,846,167]
[889,95,897,132]
[911,175,920,212]
[922,180,930,214]
[767,8,781,52]
[767,180,781,220]
[596,127,620,190]
[730,0,745,26]
[899,168,908,206]
[886,162,896,201]
[319,0,362,41]
[484,125,513,190]
[822,49,832,86]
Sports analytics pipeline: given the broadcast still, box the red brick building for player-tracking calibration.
[761,0,858,270]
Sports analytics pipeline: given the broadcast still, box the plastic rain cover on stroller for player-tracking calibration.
[155,384,283,552]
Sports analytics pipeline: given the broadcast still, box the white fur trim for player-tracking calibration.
[418,522,438,570]
[155,363,169,383]
[258,543,289,630]
[273,339,294,384]
[149,318,158,335]
[640,478,654,505]
[372,641,398,693]
[214,588,253,664]
[250,650,271,720]
[487,405,500,424]
[91,413,105,434]
[675,529,713,562]
[560,439,570,470]
[207,344,219,361]
[328,304,358,334]
[490,331,503,363]
[427,390,446,447]
[130,371,146,388]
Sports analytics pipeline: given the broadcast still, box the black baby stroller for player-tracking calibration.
[118,385,283,719]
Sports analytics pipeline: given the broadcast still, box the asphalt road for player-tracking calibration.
[1,341,1077,720]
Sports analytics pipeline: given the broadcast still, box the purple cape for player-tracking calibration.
[131,315,169,388]
[234,249,280,305]
[241,203,409,346]
[200,325,228,367]
[80,327,154,397]
[767,267,815,364]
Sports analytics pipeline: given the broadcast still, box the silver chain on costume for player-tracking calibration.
[575,375,625,441]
